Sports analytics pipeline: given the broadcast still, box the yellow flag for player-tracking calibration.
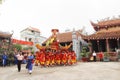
[50,37,54,43]
[46,40,50,46]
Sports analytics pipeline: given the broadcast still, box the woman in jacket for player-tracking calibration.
[27,52,34,74]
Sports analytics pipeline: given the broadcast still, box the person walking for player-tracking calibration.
[27,52,34,74]
[92,51,97,62]
[16,51,24,72]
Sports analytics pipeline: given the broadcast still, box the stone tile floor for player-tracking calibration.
[0,62,120,80]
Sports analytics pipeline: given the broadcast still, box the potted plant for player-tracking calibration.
[80,47,89,62]
[103,52,110,62]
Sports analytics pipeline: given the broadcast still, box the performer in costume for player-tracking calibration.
[34,51,40,66]
[62,51,67,65]
[39,51,45,67]
[45,53,50,67]
[51,53,55,66]
[67,51,72,65]
[71,51,77,64]
[55,53,61,65]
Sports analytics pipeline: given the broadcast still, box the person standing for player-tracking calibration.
[27,52,34,74]
[2,52,8,67]
[92,51,97,62]
[99,51,104,61]
[16,51,24,72]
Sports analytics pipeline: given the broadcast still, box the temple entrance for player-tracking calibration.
[90,39,119,52]
[117,39,120,49]
[91,40,106,52]
[91,40,98,52]
[99,39,106,52]
[109,39,118,52]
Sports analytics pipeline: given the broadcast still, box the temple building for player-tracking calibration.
[0,31,13,51]
[83,19,120,52]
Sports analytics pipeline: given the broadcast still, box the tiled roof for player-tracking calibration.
[57,32,72,43]
[91,19,120,31]
[83,27,120,40]
[21,26,40,33]
[91,19,120,27]
[28,27,40,33]
[42,32,72,44]
[98,19,120,26]
[42,30,84,44]
[0,31,12,38]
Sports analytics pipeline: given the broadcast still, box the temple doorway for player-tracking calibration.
[109,39,118,52]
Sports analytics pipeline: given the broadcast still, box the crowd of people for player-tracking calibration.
[1,50,77,74]
[90,51,104,62]
[0,51,16,67]
[15,51,34,74]
[34,50,77,67]
[0,51,34,74]
[0,49,110,75]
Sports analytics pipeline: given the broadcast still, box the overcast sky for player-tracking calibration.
[0,0,120,39]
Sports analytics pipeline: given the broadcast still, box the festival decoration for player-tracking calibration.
[12,39,33,46]
[35,44,46,51]
[34,29,77,67]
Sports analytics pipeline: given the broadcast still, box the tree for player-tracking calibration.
[23,47,33,50]
[13,44,22,51]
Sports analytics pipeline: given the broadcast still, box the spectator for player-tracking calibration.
[2,52,8,67]
[92,51,97,62]
[99,51,104,61]
[16,51,24,72]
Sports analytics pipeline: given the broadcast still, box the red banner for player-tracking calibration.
[12,39,33,46]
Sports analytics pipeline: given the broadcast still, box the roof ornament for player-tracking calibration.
[36,29,72,51]
[73,28,75,31]
[11,30,14,35]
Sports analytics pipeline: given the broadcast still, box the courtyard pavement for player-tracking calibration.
[0,62,120,80]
